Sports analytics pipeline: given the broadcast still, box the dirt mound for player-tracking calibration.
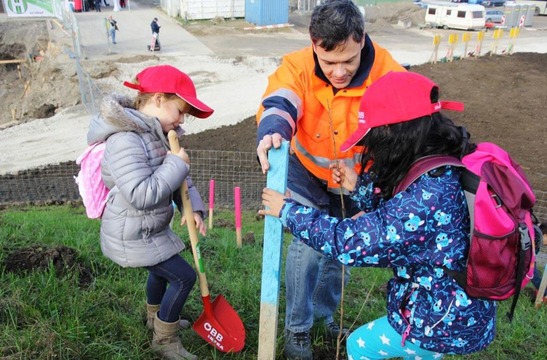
[0,20,81,128]
[3,244,94,288]
[183,52,547,194]
[365,3,427,31]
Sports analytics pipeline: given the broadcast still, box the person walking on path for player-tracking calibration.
[255,0,405,358]
[260,71,497,359]
[150,17,161,50]
[107,15,118,44]
[86,65,214,360]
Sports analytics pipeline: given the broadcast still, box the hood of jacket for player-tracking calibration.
[87,94,156,145]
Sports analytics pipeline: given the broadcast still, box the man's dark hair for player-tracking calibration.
[309,0,365,51]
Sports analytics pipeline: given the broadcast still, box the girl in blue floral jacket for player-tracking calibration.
[261,72,497,359]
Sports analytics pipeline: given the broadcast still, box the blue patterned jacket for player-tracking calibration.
[279,166,496,354]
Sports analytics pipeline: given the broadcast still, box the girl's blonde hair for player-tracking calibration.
[131,77,179,110]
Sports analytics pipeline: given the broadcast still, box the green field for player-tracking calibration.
[1,205,545,359]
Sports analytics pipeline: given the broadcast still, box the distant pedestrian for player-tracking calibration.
[150,17,161,50]
[107,16,118,44]
[94,0,101,12]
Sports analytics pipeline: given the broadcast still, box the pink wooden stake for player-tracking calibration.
[234,186,242,247]
[208,179,215,229]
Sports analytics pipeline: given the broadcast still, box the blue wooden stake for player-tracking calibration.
[257,141,289,359]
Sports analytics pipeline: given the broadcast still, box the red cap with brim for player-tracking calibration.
[340,71,464,152]
[123,65,214,119]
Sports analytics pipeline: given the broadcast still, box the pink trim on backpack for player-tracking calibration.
[74,143,109,219]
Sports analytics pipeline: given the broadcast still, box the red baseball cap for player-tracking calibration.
[123,65,214,119]
[340,71,464,152]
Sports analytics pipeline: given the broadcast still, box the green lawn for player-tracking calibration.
[0,205,545,359]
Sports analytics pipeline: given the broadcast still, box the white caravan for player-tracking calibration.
[425,4,487,30]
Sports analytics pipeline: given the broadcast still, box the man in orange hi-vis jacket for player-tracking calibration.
[256,1,406,358]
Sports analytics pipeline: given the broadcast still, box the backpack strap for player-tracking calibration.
[393,155,464,196]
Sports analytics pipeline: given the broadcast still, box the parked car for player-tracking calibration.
[485,9,505,23]
[451,0,484,3]
[483,0,506,7]
[413,0,429,9]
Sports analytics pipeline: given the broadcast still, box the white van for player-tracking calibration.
[425,4,486,30]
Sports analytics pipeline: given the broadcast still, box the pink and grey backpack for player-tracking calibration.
[74,142,109,219]
[396,142,537,320]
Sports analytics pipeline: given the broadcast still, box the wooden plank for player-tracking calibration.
[535,263,547,309]
[257,141,289,359]
[0,59,26,65]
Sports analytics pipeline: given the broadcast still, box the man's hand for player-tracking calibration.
[257,133,284,174]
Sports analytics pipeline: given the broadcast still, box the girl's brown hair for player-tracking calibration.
[132,81,179,110]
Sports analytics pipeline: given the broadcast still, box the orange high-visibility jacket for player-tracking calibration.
[257,39,405,188]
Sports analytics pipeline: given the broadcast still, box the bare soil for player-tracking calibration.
[183,52,547,194]
[0,20,81,127]
[2,243,94,289]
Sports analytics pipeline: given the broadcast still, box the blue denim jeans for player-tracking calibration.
[285,155,360,333]
[532,264,547,296]
[109,27,116,43]
[145,254,196,323]
[285,237,350,332]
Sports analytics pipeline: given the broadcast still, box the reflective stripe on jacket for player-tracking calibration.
[257,39,405,187]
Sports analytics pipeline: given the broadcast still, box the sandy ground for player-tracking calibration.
[1,1,547,176]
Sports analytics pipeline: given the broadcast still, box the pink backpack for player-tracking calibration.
[395,142,537,320]
[74,143,109,219]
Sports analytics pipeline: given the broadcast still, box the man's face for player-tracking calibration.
[313,37,365,90]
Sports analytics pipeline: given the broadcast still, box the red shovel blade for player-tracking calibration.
[193,295,245,353]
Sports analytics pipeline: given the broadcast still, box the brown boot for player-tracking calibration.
[152,313,197,360]
[147,303,190,330]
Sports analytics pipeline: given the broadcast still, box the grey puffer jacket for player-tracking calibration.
[87,95,206,268]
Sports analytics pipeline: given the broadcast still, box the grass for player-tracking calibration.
[0,205,546,359]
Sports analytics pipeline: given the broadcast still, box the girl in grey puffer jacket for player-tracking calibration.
[87,65,214,360]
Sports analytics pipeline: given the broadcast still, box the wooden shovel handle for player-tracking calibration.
[167,130,210,298]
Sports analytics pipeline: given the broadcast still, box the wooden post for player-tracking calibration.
[431,34,441,64]
[491,28,503,55]
[475,30,484,57]
[535,264,547,309]
[234,186,242,248]
[208,179,215,229]
[462,33,471,58]
[447,33,458,62]
[258,141,289,359]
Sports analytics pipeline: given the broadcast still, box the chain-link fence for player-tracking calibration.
[535,190,547,222]
[2,159,546,217]
[0,150,265,210]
